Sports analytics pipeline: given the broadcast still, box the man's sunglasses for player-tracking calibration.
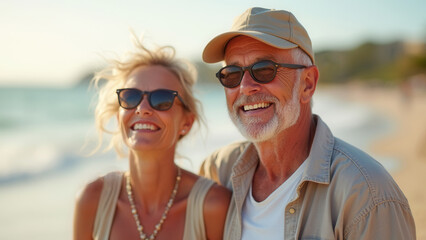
[116,88,187,111]
[216,60,306,88]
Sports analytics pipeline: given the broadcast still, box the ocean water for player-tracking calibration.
[0,84,396,239]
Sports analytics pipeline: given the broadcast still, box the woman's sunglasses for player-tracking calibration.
[116,88,187,111]
[216,60,306,88]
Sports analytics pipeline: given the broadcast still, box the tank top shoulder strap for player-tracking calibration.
[182,177,215,240]
[92,171,123,240]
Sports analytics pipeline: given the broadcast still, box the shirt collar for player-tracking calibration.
[301,115,334,184]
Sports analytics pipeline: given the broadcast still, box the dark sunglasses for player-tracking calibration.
[116,88,187,111]
[216,60,307,88]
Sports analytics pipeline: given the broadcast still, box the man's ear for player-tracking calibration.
[300,65,319,104]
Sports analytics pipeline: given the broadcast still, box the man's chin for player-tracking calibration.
[229,110,279,142]
[235,121,277,143]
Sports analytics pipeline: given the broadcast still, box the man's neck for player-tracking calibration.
[251,112,317,201]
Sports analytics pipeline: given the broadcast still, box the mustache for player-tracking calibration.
[233,93,279,111]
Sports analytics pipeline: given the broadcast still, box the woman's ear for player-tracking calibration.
[180,113,195,136]
[300,65,319,104]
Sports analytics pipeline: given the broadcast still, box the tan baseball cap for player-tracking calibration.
[202,7,314,64]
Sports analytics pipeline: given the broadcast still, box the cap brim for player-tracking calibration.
[202,31,298,63]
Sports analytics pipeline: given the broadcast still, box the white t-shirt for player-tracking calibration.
[241,160,307,240]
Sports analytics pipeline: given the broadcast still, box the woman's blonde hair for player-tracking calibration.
[91,35,202,157]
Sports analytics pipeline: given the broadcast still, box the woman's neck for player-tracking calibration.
[127,150,179,214]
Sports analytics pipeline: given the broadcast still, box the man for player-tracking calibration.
[199,7,416,239]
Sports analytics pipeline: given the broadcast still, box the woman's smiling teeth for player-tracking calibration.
[243,102,271,111]
[133,123,158,131]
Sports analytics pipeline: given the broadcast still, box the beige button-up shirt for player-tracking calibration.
[200,115,416,239]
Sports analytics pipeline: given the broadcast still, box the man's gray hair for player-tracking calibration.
[291,48,313,66]
[291,48,315,108]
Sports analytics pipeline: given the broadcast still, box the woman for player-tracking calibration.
[73,37,231,240]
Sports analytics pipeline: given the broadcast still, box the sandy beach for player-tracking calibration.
[328,83,426,238]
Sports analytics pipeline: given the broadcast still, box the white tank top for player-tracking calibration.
[241,160,307,240]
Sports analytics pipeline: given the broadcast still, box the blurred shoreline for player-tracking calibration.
[325,83,426,238]
[1,83,425,239]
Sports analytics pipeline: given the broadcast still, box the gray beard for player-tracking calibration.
[228,79,301,142]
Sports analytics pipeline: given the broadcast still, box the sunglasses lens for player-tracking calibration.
[119,89,142,109]
[252,61,276,83]
[219,66,243,88]
[150,90,175,111]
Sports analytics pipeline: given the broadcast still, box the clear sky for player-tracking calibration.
[1,0,425,87]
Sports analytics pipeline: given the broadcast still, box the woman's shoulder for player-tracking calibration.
[75,175,105,212]
[76,171,124,207]
[203,180,231,213]
[180,170,231,211]
[73,175,107,239]
[201,177,231,240]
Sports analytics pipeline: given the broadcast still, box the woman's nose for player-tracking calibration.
[135,97,153,115]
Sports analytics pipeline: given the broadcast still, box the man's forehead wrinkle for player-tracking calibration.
[226,55,277,66]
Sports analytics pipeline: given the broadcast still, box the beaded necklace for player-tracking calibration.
[126,167,181,240]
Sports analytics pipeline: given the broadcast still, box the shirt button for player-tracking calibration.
[289,208,296,214]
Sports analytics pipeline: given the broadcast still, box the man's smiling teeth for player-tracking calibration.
[133,123,158,130]
[243,102,271,111]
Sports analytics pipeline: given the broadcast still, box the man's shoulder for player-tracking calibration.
[325,138,415,238]
[330,138,409,205]
[209,140,251,161]
[199,141,251,188]
[331,138,391,181]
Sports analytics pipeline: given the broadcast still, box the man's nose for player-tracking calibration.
[239,71,261,95]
